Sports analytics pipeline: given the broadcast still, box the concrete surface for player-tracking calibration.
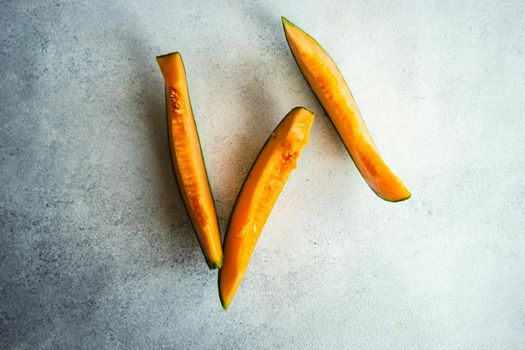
[1,0,524,349]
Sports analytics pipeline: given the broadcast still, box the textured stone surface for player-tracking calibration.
[1,0,524,349]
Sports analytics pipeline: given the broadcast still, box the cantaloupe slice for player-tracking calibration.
[282,17,410,202]
[219,107,315,309]
[157,52,223,269]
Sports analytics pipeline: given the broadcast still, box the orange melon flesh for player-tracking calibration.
[219,107,314,309]
[156,52,223,269]
[282,17,410,202]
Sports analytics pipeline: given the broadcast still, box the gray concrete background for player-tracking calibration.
[1,0,524,349]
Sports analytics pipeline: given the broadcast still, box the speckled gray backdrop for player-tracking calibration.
[1,0,524,349]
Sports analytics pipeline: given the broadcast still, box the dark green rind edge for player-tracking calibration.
[281,17,411,203]
[156,51,180,60]
[218,106,315,310]
[208,256,223,270]
[219,278,229,310]
[157,52,224,270]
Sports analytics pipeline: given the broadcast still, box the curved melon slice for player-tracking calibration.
[219,107,314,309]
[282,17,410,202]
[156,52,223,269]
